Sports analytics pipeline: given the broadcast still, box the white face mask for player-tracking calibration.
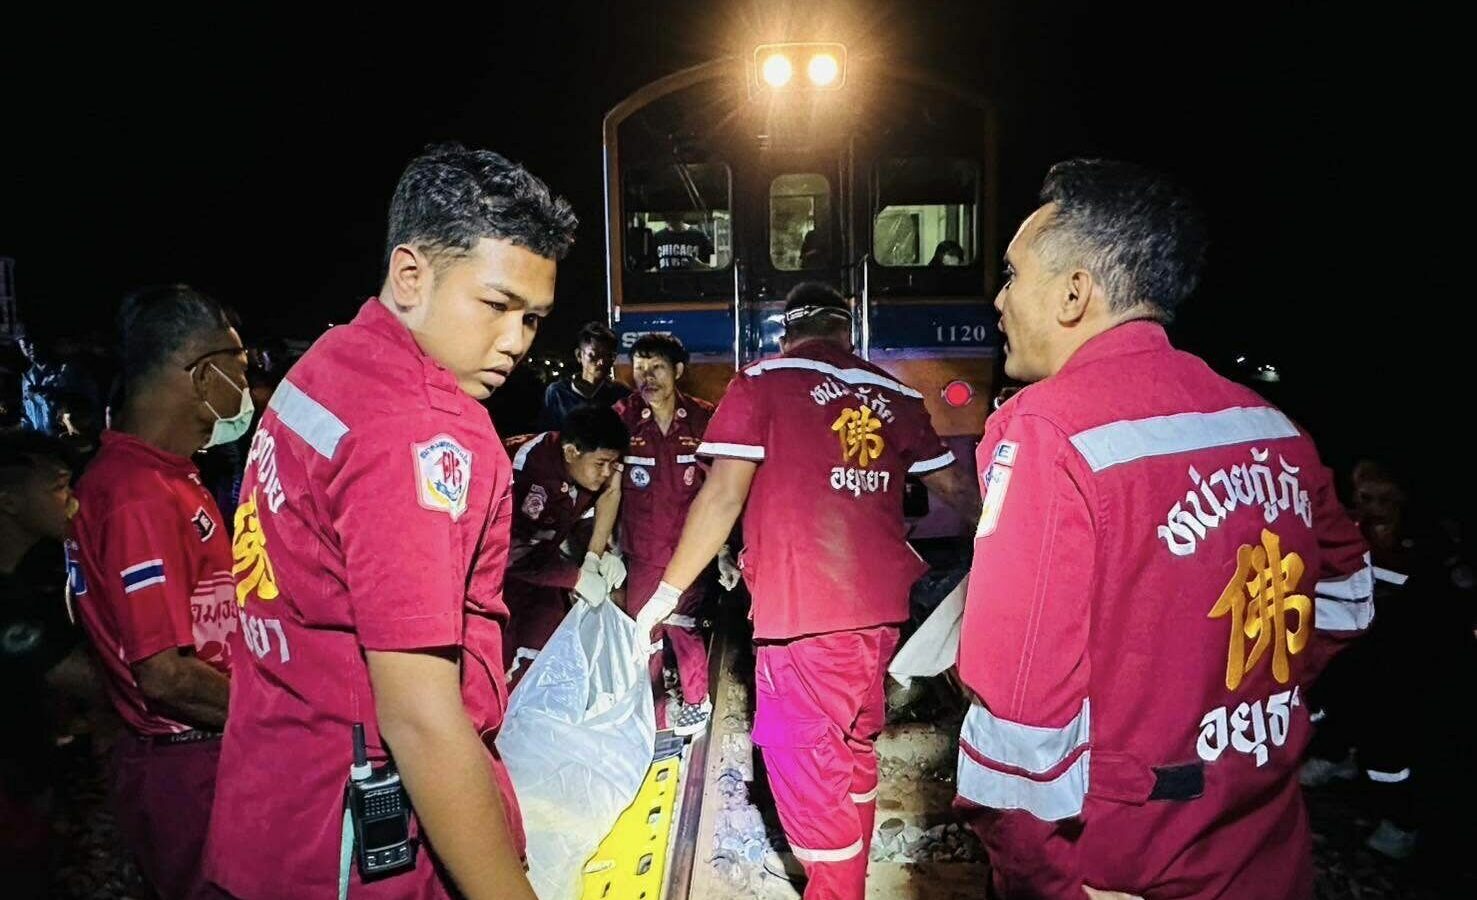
[201,363,254,448]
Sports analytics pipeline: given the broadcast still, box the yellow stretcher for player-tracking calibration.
[581,733,686,900]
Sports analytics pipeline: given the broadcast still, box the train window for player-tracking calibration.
[623,163,733,272]
[872,157,978,268]
[769,173,832,271]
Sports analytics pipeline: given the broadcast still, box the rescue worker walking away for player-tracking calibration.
[638,282,980,900]
[954,159,1372,899]
[204,143,576,900]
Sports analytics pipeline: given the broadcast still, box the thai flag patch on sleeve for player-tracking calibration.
[64,540,88,597]
[121,559,166,594]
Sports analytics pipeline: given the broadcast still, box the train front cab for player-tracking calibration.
[606,51,1001,540]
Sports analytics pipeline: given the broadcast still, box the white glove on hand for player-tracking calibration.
[597,551,627,590]
[574,552,609,607]
[633,581,682,655]
[716,545,741,591]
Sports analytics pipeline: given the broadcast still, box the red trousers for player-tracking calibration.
[112,734,222,899]
[752,626,899,900]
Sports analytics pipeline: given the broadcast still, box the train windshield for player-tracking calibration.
[624,162,733,273]
[769,172,834,272]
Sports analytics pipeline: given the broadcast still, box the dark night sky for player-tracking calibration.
[1,3,1458,503]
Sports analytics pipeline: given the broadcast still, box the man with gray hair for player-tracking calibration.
[70,284,245,899]
[954,160,1371,898]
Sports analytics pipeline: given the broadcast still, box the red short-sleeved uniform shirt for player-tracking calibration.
[698,341,954,640]
[205,300,521,899]
[615,391,713,570]
[71,431,237,736]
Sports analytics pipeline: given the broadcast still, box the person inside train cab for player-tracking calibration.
[653,212,714,271]
[929,239,966,267]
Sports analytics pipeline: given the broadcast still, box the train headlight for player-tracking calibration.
[761,53,794,88]
[807,52,840,87]
[752,43,846,94]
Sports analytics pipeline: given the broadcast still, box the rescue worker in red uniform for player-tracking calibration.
[204,144,576,900]
[503,404,627,678]
[70,285,244,899]
[955,160,1372,900]
[638,283,980,900]
[614,333,719,735]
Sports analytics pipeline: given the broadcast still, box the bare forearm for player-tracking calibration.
[587,496,619,557]
[369,650,535,900]
[139,657,229,730]
[384,714,534,900]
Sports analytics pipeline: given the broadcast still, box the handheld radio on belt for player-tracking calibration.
[346,722,415,879]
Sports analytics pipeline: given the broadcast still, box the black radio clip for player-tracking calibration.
[346,722,415,879]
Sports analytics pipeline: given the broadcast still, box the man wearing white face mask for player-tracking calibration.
[70,284,243,899]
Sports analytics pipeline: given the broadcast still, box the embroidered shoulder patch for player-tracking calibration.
[413,435,473,520]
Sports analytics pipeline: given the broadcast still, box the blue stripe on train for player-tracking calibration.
[615,303,999,358]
